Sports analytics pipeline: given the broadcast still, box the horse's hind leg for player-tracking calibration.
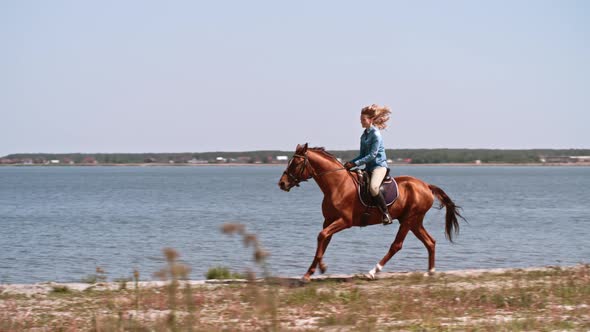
[367,221,411,279]
[412,223,436,274]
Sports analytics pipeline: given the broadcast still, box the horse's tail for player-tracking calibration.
[428,184,465,243]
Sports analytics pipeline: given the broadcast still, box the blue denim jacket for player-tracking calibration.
[351,125,388,171]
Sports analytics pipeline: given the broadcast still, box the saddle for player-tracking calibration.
[355,169,399,208]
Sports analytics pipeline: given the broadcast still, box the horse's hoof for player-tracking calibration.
[301,275,311,283]
[365,272,376,280]
[424,268,436,277]
[319,263,328,274]
[366,264,382,280]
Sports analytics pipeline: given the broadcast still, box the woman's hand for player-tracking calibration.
[344,162,356,170]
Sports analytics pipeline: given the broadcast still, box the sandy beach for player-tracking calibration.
[1,264,588,331]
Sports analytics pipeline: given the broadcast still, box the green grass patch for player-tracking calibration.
[283,286,336,305]
[319,312,359,327]
[205,266,245,280]
[50,285,71,294]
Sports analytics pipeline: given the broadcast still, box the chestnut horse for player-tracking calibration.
[278,144,465,282]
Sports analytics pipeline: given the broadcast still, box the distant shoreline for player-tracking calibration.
[1,162,590,167]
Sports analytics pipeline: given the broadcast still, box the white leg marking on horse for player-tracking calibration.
[424,268,436,277]
[368,263,383,279]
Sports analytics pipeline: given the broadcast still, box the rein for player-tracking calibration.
[283,152,347,185]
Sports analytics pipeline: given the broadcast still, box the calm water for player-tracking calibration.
[0,165,588,283]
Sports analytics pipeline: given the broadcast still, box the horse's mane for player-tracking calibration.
[308,147,341,164]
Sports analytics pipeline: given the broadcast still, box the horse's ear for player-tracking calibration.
[296,143,308,153]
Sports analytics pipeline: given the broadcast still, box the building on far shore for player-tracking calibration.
[571,156,590,163]
[540,155,590,163]
[390,158,412,164]
[82,157,98,164]
[236,156,252,164]
[188,158,208,164]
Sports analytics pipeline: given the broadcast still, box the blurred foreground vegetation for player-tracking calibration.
[1,224,588,330]
[1,263,588,331]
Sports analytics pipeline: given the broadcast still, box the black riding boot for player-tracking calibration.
[374,192,393,225]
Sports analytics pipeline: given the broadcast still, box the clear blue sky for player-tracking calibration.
[2,1,589,156]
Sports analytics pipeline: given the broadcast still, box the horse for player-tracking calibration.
[278,143,465,282]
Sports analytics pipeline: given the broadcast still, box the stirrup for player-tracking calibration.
[382,214,393,225]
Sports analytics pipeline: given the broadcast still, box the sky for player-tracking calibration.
[1,1,589,156]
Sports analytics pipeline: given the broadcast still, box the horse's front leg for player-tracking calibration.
[303,219,348,282]
[318,235,331,274]
[316,219,335,274]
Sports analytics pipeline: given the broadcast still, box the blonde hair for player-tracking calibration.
[361,104,391,129]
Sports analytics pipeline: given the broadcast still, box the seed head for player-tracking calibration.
[221,223,245,235]
[133,269,140,281]
[243,234,258,247]
[163,248,179,262]
[254,249,269,263]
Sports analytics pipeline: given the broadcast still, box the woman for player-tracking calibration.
[344,104,393,225]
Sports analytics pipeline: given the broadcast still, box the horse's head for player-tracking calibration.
[278,143,314,192]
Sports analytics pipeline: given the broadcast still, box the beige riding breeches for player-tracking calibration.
[369,166,387,197]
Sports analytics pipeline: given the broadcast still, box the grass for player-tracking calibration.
[205,266,245,280]
[1,264,588,330]
[80,266,108,284]
[50,285,71,294]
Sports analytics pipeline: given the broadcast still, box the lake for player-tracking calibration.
[0,165,588,283]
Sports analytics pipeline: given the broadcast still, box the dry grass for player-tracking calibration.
[0,224,588,331]
[1,265,589,331]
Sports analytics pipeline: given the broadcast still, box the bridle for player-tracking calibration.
[282,151,346,187]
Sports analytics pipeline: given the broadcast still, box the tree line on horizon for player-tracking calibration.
[3,149,590,164]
